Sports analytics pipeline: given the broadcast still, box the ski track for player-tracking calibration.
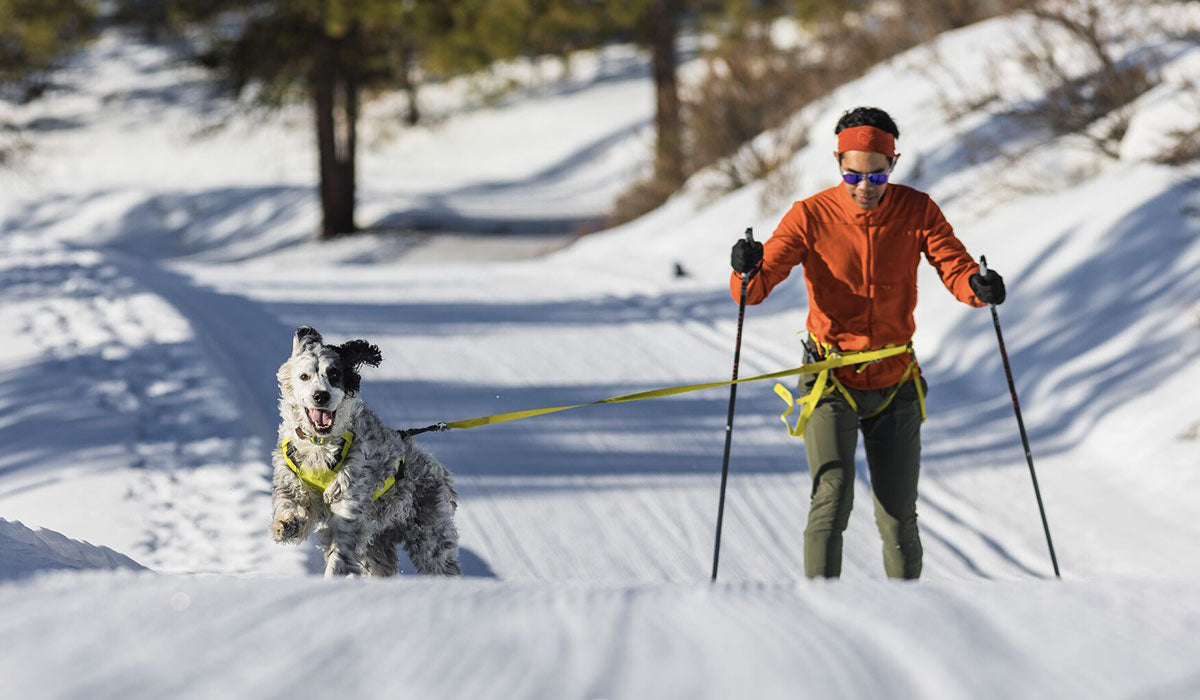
[0,240,302,575]
[4,571,1199,699]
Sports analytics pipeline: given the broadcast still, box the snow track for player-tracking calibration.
[0,238,301,575]
[4,572,1200,700]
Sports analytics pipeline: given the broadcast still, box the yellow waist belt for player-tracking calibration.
[773,344,926,439]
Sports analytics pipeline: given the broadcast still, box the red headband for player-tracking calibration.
[836,125,896,157]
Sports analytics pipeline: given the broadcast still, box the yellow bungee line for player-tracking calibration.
[418,345,910,433]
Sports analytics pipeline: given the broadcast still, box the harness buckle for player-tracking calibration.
[803,335,837,363]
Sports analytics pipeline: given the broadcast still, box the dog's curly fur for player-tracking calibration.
[270,326,461,577]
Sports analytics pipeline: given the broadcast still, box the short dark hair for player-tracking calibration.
[834,107,900,139]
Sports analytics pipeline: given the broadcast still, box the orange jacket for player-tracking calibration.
[731,182,985,390]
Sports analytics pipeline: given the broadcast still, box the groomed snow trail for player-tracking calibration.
[4,572,1200,700]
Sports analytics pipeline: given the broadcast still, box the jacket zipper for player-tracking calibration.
[864,214,873,341]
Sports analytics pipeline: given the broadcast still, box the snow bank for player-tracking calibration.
[0,519,145,580]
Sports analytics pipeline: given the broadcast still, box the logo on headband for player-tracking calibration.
[837,125,896,158]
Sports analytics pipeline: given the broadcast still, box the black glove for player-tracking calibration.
[970,268,1006,305]
[731,239,763,274]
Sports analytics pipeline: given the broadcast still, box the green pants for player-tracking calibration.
[801,373,927,579]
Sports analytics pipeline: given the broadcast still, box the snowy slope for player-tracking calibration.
[1,3,1200,698]
[0,519,144,580]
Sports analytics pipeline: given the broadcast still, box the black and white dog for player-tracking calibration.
[270,326,461,577]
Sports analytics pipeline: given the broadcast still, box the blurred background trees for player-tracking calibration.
[0,0,93,164]
[104,0,1022,237]
[114,0,695,238]
[39,0,1184,237]
[0,0,93,100]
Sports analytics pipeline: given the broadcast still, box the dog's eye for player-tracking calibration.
[327,369,341,383]
[299,373,310,382]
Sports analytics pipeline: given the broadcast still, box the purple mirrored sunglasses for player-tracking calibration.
[841,171,889,186]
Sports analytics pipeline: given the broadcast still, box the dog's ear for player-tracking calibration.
[337,340,382,369]
[336,340,382,394]
[293,326,323,355]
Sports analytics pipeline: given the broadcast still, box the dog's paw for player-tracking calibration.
[270,516,305,543]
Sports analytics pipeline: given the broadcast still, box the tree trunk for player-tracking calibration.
[312,32,358,239]
[649,0,683,188]
[400,44,420,126]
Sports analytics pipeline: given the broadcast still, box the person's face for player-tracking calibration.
[836,149,895,210]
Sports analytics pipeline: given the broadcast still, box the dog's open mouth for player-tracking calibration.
[306,408,335,434]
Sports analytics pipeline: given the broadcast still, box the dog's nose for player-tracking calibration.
[313,390,330,406]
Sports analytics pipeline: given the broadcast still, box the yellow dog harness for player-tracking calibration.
[280,431,405,501]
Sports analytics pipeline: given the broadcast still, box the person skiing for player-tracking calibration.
[729,106,1006,579]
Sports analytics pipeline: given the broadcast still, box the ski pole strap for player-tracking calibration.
[774,346,925,439]
[400,346,911,435]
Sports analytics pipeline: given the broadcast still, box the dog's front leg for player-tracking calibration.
[323,475,365,578]
[324,502,364,577]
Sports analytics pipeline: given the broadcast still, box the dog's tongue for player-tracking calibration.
[307,408,334,430]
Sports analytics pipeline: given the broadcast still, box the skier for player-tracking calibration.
[729,106,1006,579]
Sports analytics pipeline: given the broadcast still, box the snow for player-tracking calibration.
[5,574,1200,699]
[0,519,145,580]
[2,3,1200,698]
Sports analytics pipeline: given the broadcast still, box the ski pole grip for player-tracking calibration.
[979,255,989,276]
[742,227,758,279]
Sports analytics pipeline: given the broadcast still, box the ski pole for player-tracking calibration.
[712,227,755,582]
[980,256,1061,579]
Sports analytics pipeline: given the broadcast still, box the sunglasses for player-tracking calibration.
[841,171,889,186]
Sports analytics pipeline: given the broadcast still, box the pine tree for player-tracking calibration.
[168,0,435,239]
[646,0,683,188]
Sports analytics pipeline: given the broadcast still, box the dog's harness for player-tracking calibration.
[280,430,406,501]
